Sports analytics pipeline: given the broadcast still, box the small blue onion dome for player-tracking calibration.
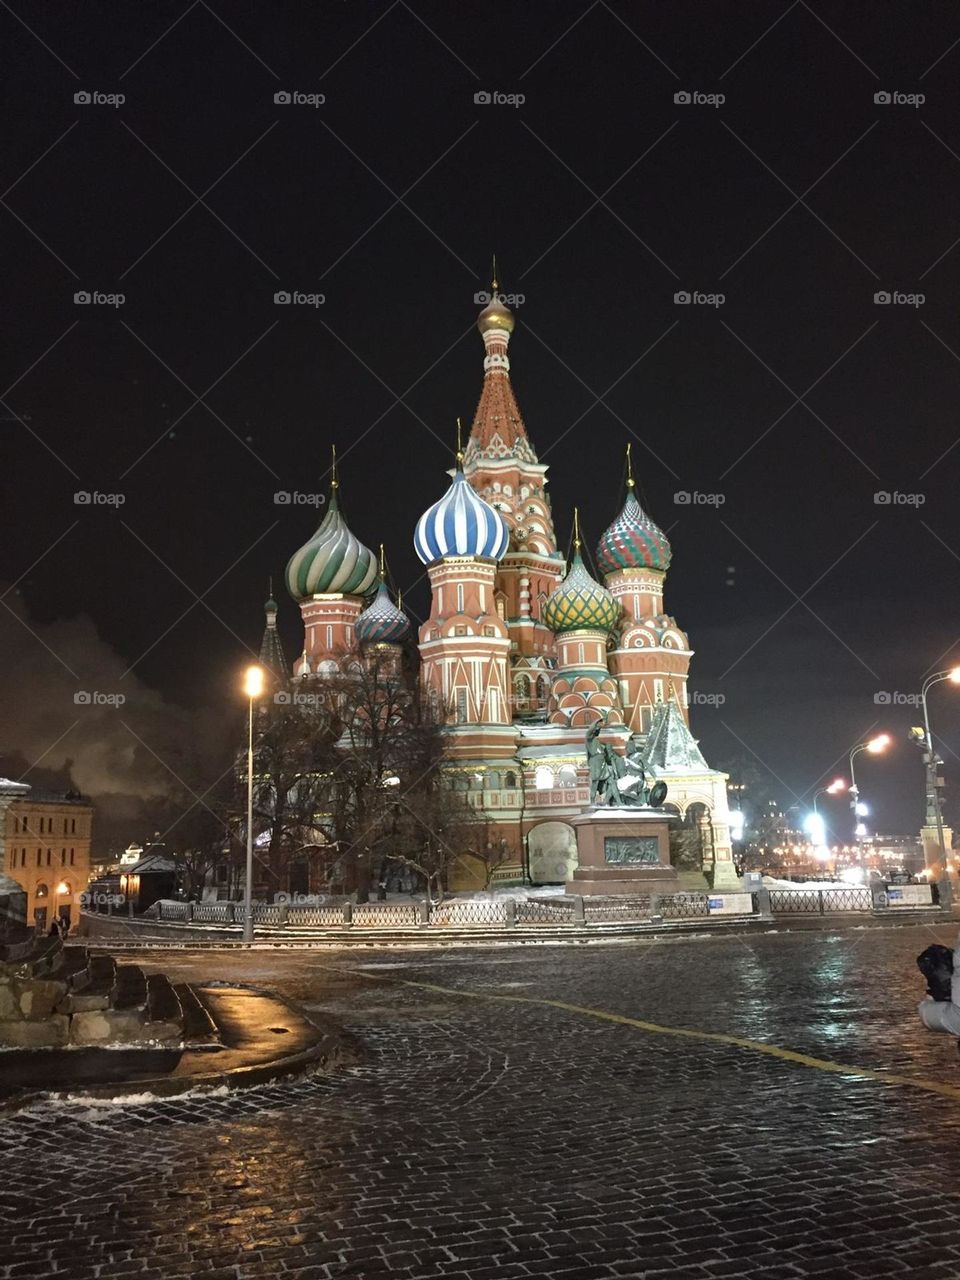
[285,489,378,602]
[414,467,510,565]
[356,581,410,645]
[596,488,671,575]
[543,550,620,634]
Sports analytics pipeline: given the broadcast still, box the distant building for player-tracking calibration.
[3,787,94,930]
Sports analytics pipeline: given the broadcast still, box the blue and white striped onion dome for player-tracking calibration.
[413,468,510,565]
[285,491,378,602]
[356,581,410,645]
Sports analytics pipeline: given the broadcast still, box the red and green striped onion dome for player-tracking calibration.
[356,582,410,646]
[596,489,671,575]
[285,490,378,602]
[543,551,620,635]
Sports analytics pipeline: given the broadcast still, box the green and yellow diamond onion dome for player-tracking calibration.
[285,486,378,602]
[596,487,672,576]
[543,549,620,635]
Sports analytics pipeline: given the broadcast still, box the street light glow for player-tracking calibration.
[950,667,960,684]
[827,778,847,794]
[244,665,265,699]
[867,734,890,753]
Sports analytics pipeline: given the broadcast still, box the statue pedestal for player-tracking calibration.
[567,807,680,897]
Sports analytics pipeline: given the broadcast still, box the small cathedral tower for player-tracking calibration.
[284,453,378,675]
[597,446,692,731]
[414,448,515,761]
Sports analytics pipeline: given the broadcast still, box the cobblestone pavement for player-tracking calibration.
[4,924,960,1279]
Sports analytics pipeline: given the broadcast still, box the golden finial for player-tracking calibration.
[491,253,499,293]
[573,507,582,552]
[456,416,463,466]
[379,543,386,577]
[626,441,635,489]
[397,589,403,610]
[330,443,338,490]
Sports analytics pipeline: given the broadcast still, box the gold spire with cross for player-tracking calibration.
[330,443,338,491]
[491,253,499,293]
[573,506,582,552]
[626,441,635,489]
[456,416,464,466]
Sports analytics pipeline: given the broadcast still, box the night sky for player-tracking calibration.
[3,0,960,845]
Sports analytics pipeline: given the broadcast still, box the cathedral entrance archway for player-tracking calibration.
[528,821,578,884]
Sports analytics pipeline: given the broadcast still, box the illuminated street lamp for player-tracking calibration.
[919,667,960,885]
[849,735,890,878]
[813,778,847,816]
[243,665,265,944]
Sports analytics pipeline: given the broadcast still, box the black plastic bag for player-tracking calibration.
[918,944,954,1002]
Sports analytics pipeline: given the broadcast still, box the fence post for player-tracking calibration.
[185,902,194,922]
[342,901,353,928]
[572,896,585,926]
[939,877,954,913]
[755,886,773,921]
[128,897,134,919]
[418,899,430,927]
[279,901,290,926]
[504,899,517,928]
[226,901,236,924]
[818,890,825,916]
[649,894,661,921]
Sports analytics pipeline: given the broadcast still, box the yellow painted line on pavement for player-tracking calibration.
[347,967,960,1102]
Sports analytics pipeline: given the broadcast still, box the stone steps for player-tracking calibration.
[144,973,183,1043]
[112,963,147,1012]
[175,983,220,1048]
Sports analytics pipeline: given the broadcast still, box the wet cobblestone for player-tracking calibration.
[2,925,960,1278]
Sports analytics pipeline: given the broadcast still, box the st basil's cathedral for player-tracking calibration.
[267,281,740,892]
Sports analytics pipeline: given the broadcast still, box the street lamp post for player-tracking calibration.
[849,735,890,883]
[919,667,960,890]
[243,665,265,944]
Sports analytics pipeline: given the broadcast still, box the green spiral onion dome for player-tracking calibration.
[285,489,378,602]
[356,581,410,645]
[596,488,671,575]
[543,550,620,634]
